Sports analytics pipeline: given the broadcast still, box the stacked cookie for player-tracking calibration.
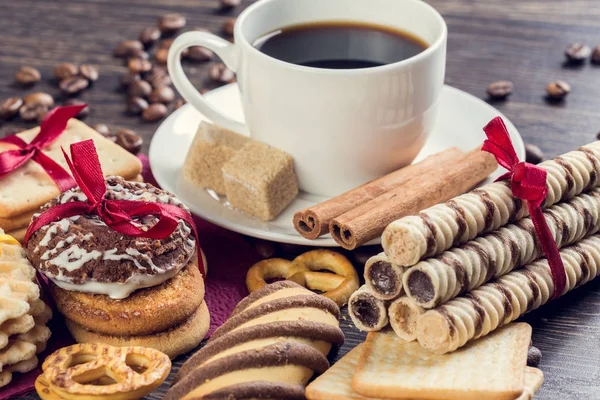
[0,232,52,388]
[26,177,208,359]
[0,119,142,242]
[166,281,344,399]
[372,140,600,352]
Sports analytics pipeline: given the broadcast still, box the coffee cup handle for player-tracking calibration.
[167,31,246,134]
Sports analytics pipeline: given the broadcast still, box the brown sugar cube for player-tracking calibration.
[223,141,298,221]
[182,122,249,195]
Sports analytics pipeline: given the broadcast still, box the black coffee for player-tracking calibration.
[253,21,428,69]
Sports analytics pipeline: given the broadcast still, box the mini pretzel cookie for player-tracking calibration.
[246,250,359,307]
[38,343,171,400]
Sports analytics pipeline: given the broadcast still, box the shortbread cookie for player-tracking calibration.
[0,210,35,234]
[348,285,388,332]
[183,121,250,195]
[404,188,600,308]
[0,339,37,368]
[383,141,600,267]
[353,324,531,400]
[388,297,424,342]
[517,367,544,400]
[364,253,403,301]
[417,234,600,354]
[167,281,343,400]
[0,315,35,350]
[0,119,142,218]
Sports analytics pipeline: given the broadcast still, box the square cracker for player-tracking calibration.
[352,323,531,400]
[307,344,543,400]
[0,119,142,218]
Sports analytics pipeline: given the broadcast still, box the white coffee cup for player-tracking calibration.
[168,0,447,197]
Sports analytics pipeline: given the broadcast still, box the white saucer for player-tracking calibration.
[149,83,524,247]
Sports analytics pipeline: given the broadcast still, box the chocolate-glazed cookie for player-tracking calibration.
[27,176,195,299]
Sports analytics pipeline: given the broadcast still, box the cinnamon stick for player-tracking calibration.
[330,148,497,250]
[293,148,464,239]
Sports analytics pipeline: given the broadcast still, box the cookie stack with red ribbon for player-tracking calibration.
[0,105,142,241]
[349,116,600,354]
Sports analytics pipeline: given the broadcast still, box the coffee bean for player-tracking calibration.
[592,45,600,64]
[525,144,544,165]
[487,80,513,100]
[139,26,161,47]
[596,131,600,141]
[209,63,235,83]
[186,46,213,62]
[92,123,111,136]
[53,63,79,80]
[59,76,89,95]
[546,80,570,100]
[223,18,235,36]
[63,99,90,119]
[128,58,153,74]
[15,66,41,85]
[127,96,149,115]
[115,129,143,154]
[149,72,172,89]
[24,92,54,107]
[142,103,168,122]
[220,0,240,9]
[527,346,542,367]
[565,42,591,63]
[128,80,152,99]
[155,48,169,65]
[0,97,23,120]
[79,64,99,82]
[149,86,175,104]
[19,103,48,122]
[114,40,144,58]
[200,88,210,95]
[159,39,174,49]
[159,13,186,34]
[173,98,186,110]
[120,72,141,88]
[130,48,150,60]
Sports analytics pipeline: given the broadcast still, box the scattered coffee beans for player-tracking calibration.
[128,58,153,74]
[149,86,175,104]
[59,76,89,95]
[546,80,570,100]
[159,13,186,34]
[487,80,513,100]
[187,46,213,62]
[525,143,544,164]
[128,80,152,98]
[63,99,90,118]
[139,26,161,47]
[0,97,23,120]
[148,72,171,89]
[220,0,241,9]
[565,42,591,63]
[154,48,169,65]
[92,123,111,136]
[114,40,144,58]
[79,64,99,82]
[173,98,186,110]
[223,18,235,36]
[209,63,235,83]
[527,346,542,367]
[142,103,168,121]
[127,96,149,115]
[592,45,600,64]
[120,71,141,88]
[53,63,79,80]
[19,103,48,122]
[15,66,41,85]
[24,92,54,107]
[130,49,150,60]
[115,128,143,154]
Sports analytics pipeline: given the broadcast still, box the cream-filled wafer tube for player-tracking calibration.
[416,234,600,354]
[348,285,388,332]
[388,297,424,341]
[383,141,600,267]
[403,188,600,308]
[364,252,404,300]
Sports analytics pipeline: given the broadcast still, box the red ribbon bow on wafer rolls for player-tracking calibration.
[0,105,84,191]
[483,116,565,299]
[24,139,205,277]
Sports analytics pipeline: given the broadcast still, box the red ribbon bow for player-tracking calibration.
[483,116,565,299]
[0,105,84,191]
[24,139,205,277]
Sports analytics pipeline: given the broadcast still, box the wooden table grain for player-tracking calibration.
[2,0,600,399]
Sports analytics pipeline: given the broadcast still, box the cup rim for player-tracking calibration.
[234,0,447,74]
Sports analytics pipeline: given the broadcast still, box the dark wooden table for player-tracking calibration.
[3,0,600,399]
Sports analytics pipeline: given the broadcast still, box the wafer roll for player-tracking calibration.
[404,188,600,308]
[364,252,404,300]
[388,297,424,341]
[383,141,600,267]
[417,233,600,354]
[348,285,388,332]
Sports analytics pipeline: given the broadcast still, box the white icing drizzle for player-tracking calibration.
[48,245,102,271]
[39,216,80,247]
[102,248,161,272]
[60,190,88,204]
